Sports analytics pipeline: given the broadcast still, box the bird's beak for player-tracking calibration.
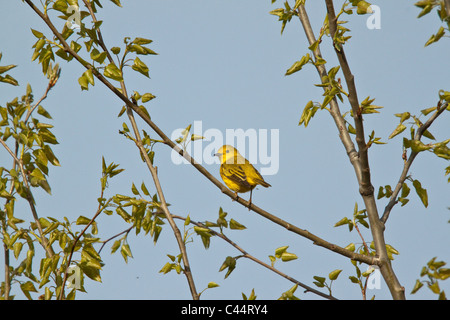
[214,152,220,157]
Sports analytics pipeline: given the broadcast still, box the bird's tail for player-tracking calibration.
[258,180,271,188]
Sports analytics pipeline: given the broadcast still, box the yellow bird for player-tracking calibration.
[214,145,271,208]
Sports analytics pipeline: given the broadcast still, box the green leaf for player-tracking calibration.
[141,93,155,103]
[433,143,450,160]
[110,0,122,7]
[229,219,246,230]
[120,243,133,262]
[400,182,410,198]
[111,47,121,55]
[242,288,257,300]
[13,242,23,259]
[385,244,400,260]
[294,0,305,10]
[76,216,92,225]
[334,217,349,227]
[274,245,289,258]
[90,48,107,64]
[140,182,150,196]
[329,269,342,281]
[133,37,153,45]
[78,73,89,91]
[411,279,424,294]
[20,281,38,300]
[159,262,174,274]
[84,68,94,85]
[425,26,446,47]
[104,63,123,81]
[394,111,411,123]
[437,268,450,280]
[131,56,149,78]
[299,100,319,127]
[355,0,372,14]
[30,168,46,181]
[131,183,140,195]
[79,262,102,282]
[0,64,18,75]
[281,252,298,262]
[37,105,52,119]
[190,134,204,141]
[194,226,212,249]
[31,28,44,38]
[207,282,219,288]
[111,239,121,254]
[0,73,19,86]
[219,256,236,279]
[285,54,310,76]
[388,123,406,139]
[313,275,326,285]
[403,138,432,153]
[428,282,440,294]
[412,179,428,208]
[345,243,355,252]
[349,276,360,284]
[421,107,437,116]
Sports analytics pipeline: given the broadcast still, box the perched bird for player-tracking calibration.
[214,145,271,209]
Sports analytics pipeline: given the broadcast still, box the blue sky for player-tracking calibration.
[1,0,449,300]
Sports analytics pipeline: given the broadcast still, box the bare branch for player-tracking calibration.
[98,226,134,255]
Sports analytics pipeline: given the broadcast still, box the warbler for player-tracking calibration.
[214,145,271,208]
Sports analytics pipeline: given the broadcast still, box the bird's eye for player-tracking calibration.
[226,150,229,153]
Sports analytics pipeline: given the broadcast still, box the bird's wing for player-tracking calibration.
[222,164,252,189]
[254,169,271,187]
[245,164,272,188]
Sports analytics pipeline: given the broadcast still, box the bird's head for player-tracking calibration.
[214,145,245,164]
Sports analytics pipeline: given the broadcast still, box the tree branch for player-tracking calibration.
[381,101,449,224]
[444,0,450,17]
[172,215,337,300]
[323,0,370,195]
[296,5,363,183]
[126,105,200,300]
[0,131,55,261]
[98,226,134,255]
[321,0,405,300]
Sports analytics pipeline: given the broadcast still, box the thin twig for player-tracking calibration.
[98,226,134,254]
[24,76,56,123]
[172,215,337,300]
[58,197,110,300]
